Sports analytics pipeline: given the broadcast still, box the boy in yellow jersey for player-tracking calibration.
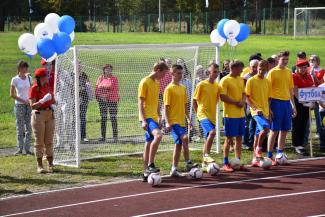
[164,64,198,177]
[138,61,169,181]
[193,63,220,171]
[220,60,246,172]
[266,51,297,165]
[245,60,272,167]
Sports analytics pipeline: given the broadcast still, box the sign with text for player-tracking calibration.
[298,87,322,102]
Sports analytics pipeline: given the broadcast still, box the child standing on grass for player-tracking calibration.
[138,61,169,181]
[10,60,33,155]
[29,68,55,174]
[164,64,198,177]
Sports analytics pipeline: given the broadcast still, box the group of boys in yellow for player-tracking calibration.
[138,55,294,180]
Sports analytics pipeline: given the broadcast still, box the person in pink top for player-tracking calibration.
[95,64,120,142]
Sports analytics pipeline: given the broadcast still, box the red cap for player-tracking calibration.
[40,59,47,66]
[296,59,309,67]
[35,68,47,77]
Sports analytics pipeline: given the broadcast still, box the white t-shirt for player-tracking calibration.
[11,75,32,104]
[319,83,325,112]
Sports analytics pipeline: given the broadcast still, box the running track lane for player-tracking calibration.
[1,159,325,217]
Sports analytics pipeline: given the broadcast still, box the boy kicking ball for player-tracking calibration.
[245,60,272,167]
[164,64,198,177]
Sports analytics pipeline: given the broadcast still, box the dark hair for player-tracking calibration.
[172,64,183,72]
[208,63,219,69]
[267,57,276,64]
[153,61,169,72]
[278,51,290,58]
[249,54,262,61]
[230,60,244,69]
[17,60,29,73]
[258,60,269,67]
[297,51,306,59]
[103,64,113,71]
[36,76,42,92]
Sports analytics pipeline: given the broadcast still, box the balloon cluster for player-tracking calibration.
[18,13,76,62]
[210,19,250,47]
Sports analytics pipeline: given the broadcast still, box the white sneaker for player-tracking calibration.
[82,138,89,142]
[170,169,184,177]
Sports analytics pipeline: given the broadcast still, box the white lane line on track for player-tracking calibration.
[133,189,325,217]
[306,214,325,217]
[2,170,325,217]
[2,156,325,202]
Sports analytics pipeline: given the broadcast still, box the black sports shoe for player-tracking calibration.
[142,172,149,182]
[145,163,160,173]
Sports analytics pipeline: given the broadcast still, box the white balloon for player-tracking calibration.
[210,29,226,47]
[69,31,75,42]
[45,53,57,62]
[227,38,239,47]
[34,23,54,40]
[18,33,37,56]
[44,13,60,33]
[223,20,240,39]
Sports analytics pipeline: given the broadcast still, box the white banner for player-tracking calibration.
[298,87,322,102]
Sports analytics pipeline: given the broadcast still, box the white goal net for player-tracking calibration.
[53,43,218,167]
[294,7,325,38]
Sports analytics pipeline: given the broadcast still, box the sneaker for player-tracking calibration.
[223,164,234,172]
[25,150,34,155]
[142,172,149,182]
[203,156,215,164]
[48,165,54,173]
[145,163,160,173]
[242,145,251,150]
[37,166,46,174]
[170,169,184,177]
[82,138,89,142]
[14,149,23,155]
[185,161,199,171]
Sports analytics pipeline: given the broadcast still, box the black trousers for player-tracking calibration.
[98,100,118,139]
[292,97,309,147]
[80,102,88,139]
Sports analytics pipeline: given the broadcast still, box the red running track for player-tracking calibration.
[1,159,325,217]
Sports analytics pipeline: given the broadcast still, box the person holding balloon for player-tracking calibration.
[29,68,56,174]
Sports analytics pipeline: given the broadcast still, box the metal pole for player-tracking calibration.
[293,8,296,39]
[309,108,314,157]
[287,1,290,34]
[215,46,221,154]
[158,0,161,32]
[263,8,266,35]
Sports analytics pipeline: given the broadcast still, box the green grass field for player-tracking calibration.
[0,32,325,198]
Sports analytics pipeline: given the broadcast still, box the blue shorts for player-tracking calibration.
[270,99,292,131]
[200,119,215,139]
[253,115,270,136]
[224,117,245,137]
[143,118,159,142]
[171,124,186,145]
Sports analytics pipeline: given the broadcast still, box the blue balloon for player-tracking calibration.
[52,32,71,55]
[58,15,75,34]
[217,19,229,39]
[236,23,250,42]
[37,38,55,59]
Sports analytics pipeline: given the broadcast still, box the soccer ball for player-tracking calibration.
[275,153,288,165]
[260,158,272,170]
[207,163,220,176]
[147,173,162,186]
[189,168,203,179]
[230,158,241,170]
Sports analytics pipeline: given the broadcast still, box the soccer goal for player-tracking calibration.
[293,7,325,38]
[53,43,220,167]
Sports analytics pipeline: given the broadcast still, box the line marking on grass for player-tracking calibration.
[133,189,325,217]
[2,170,325,217]
[2,156,325,201]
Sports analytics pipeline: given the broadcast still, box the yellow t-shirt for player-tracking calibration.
[266,66,294,100]
[245,75,271,118]
[220,75,245,118]
[240,67,250,77]
[138,76,160,122]
[193,80,220,124]
[163,83,187,127]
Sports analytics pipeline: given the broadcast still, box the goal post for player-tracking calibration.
[293,7,325,38]
[53,43,220,167]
